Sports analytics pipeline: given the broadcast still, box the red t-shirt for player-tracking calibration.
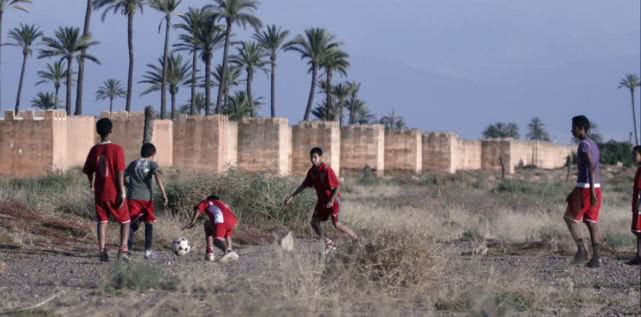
[633,166,641,212]
[83,142,126,202]
[303,162,341,202]
[195,199,237,224]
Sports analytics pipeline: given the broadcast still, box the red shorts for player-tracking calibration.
[632,212,641,233]
[564,187,602,224]
[208,218,237,239]
[95,200,130,223]
[312,199,340,225]
[128,200,156,223]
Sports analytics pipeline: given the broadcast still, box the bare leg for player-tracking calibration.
[214,238,226,252]
[334,222,358,240]
[637,234,641,258]
[311,219,325,240]
[203,222,214,252]
[585,221,601,267]
[564,217,588,264]
[225,236,233,251]
[119,222,130,252]
[97,222,107,251]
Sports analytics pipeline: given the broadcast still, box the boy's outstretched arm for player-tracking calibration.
[284,183,307,205]
[326,185,340,209]
[154,171,169,207]
[183,207,201,230]
[116,171,126,208]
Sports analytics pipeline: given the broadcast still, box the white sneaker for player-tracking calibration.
[205,252,215,262]
[144,250,153,260]
[220,251,239,263]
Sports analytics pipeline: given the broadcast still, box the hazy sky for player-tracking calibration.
[1,0,639,142]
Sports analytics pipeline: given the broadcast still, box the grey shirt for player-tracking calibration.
[125,159,159,201]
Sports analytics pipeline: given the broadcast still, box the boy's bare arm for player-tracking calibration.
[183,208,200,230]
[116,171,126,208]
[581,150,597,206]
[285,184,307,205]
[327,185,340,208]
[154,171,169,207]
[87,172,94,191]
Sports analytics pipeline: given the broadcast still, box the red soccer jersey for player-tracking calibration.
[303,162,341,202]
[633,166,641,212]
[195,199,237,225]
[83,142,126,202]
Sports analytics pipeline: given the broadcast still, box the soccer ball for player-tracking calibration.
[172,238,191,256]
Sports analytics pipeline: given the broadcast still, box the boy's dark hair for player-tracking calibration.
[96,118,113,138]
[141,143,156,158]
[207,195,220,201]
[310,147,323,156]
[633,145,641,155]
[572,115,590,131]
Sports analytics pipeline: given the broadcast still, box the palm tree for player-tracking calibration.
[174,7,209,115]
[349,99,375,124]
[312,100,338,121]
[0,0,31,113]
[212,64,243,108]
[206,0,262,114]
[7,23,42,112]
[96,79,126,113]
[38,27,100,115]
[222,90,261,120]
[285,28,339,121]
[193,14,224,115]
[253,24,288,117]
[178,92,207,114]
[319,48,349,118]
[231,41,267,117]
[93,0,146,112]
[140,53,192,119]
[618,74,641,145]
[526,117,550,141]
[36,61,69,108]
[149,0,182,119]
[380,109,406,129]
[332,82,351,126]
[31,92,57,110]
[76,0,93,115]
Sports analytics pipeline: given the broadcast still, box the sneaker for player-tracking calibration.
[205,252,215,262]
[220,250,239,263]
[100,250,109,262]
[626,256,641,265]
[118,250,131,262]
[570,250,589,265]
[325,239,337,252]
[144,250,154,260]
[585,257,601,268]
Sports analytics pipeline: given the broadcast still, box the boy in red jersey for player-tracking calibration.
[125,143,168,260]
[627,145,641,265]
[284,147,357,251]
[183,195,239,262]
[83,118,130,262]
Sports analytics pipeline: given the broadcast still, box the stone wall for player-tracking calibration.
[292,121,340,176]
[456,139,482,170]
[173,114,236,173]
[384,128,422,174]
[481,138,515,174]
[237,117,292,175]
[510,140,574,169]
[340,124,385,176]
[422,132,458,174]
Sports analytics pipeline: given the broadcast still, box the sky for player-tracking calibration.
[1,0,639,143]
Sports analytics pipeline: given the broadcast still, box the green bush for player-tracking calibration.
[604,231,635,250]
[599,140,633,167]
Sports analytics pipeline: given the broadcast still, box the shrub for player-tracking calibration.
[102,262,176,293]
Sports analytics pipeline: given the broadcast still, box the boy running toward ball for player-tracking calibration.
[627,145,641,265]
[183,195,239,262]
[284,147,358,252]
[125,143,168,259]
[83,118,130,262]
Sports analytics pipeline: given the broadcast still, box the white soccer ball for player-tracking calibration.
[172,238,191,256]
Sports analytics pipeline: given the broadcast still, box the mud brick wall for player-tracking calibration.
[173,114,236,173]
[422,132,458,174]
[292,121,340,176]
[340,124,385,176]
[384,128,422,174]
[456,139,482,170]
[237,117,292,175]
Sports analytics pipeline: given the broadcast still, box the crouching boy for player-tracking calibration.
[183,195,239,262]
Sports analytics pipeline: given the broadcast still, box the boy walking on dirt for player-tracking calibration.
[284,147,358,252]
[627,146,641,265]
[183,195,239,262]
[83,118,130,262]
[564,115,602,267]
[125,143,168,259]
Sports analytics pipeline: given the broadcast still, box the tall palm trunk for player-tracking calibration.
[126,13,134,112]
[270,55,276,117]
[325,69,332,120]
[303,64,318,121]
[14,52,28,112]
[75,0,92,116]
[170,90,176,120]
[190,49,197,115]
[204,55,211,115]
[338,97,345,127]
[349,103,355,125]
[0,11,4,113]
[160,15,170,119]
[54,84,60,109]
[633,88,640,145]
[109,97,113,113]
[65,56,73,115]
[247,67,254,117]
[215,21,232,114]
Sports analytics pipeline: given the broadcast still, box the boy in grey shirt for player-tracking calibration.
[126,143,168,259]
